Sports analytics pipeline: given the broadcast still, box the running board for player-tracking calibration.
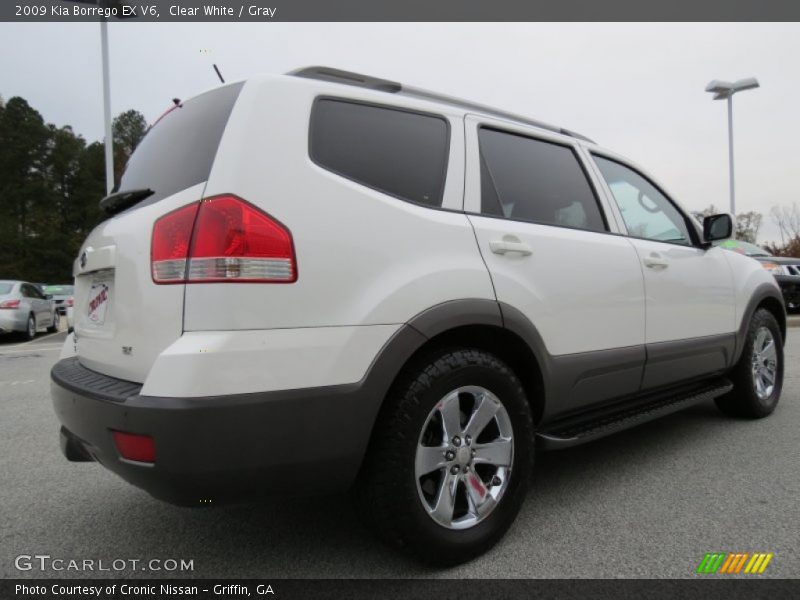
[536,378,733,450]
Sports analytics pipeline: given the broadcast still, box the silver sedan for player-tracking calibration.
[0,280,59,340]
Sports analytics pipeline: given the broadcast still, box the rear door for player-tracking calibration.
[464,115,646,414]
[589,153,736,389]
[72,82,244,383]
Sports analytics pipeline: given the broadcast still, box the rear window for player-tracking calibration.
[117,82,244,207]
[0,283,13,294]
[310,99,449,207]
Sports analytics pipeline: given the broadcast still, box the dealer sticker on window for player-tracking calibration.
[88,282,110,325]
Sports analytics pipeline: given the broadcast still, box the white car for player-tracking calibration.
[51,67,786,565]
[0,280,59,339]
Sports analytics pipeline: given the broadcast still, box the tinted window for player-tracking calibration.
[0,283,13,294]
[118,82,244,208]
[478,128,605,232]
[310,99,449,207]
[594,156,692,246]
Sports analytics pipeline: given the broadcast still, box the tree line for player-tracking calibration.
[0,95,147,284]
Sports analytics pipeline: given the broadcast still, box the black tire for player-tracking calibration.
[716,308,783,418]
[47,311,59,333]
[23,314,36,341]
[355,347,534,566]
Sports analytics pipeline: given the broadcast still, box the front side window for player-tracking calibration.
[477,128,606,232]
[593,156,693,246]
[310,99,449,207]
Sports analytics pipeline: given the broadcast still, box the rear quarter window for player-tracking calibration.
[310,98,450,207]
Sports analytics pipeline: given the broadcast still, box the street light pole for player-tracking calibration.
[100,17,114,195]
[727,95,734,216]
[705,77,759,219]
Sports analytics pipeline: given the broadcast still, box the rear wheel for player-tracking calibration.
[356,348,534,565]
[716,308,783,418]
[47,311,60,333]
[24,314,36,341]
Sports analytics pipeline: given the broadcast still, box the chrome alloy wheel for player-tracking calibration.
[415,386,514,530]
[751,326,778,400]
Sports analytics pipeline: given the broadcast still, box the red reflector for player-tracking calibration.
[151,195,296,284]
[112,431,156,463]
[0,299,21,309]
[66,296,74,307]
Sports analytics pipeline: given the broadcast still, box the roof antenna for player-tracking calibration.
[213,64,225,84]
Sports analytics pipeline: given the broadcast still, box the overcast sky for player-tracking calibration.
[1,22,798,242]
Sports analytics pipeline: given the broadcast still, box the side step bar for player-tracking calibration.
[536,378,733,450]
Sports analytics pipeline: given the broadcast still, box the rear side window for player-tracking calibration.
[117,82,244,207]
[0,283,14,294]
[310,99,449,207]
[478,128,606,232]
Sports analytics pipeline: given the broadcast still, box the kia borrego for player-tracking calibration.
[51,67,787,565]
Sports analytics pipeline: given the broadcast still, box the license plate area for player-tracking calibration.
[83,271,114,329]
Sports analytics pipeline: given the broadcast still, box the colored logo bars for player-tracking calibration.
[697,552,773,574]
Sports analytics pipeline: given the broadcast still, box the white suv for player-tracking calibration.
[51,67,786,565]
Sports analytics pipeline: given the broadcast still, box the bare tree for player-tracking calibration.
[690,204,719,224]
[734,211,762,244]
[770,203,800,246]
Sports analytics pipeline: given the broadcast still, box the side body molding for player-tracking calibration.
[403,299,646,424]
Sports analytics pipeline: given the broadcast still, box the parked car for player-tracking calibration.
[714,240,800,312]
[758,258,800,312]
[51,67,786,566]
[43,284,74,315]
[0,280,59,340]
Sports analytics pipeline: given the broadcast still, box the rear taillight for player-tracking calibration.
[112,430,156,463]
[151,202,200,283]
[151,195,297,284]
[66,296,74,307]
[0,299,21,309]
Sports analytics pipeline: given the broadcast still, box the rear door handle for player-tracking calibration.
[643,256,669,269]
[490,240,532,256]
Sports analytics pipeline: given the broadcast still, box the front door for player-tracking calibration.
[590,153,736,388]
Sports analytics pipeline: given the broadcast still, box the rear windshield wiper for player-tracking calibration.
[99,188,155,215]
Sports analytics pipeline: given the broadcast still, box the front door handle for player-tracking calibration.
[643,256,669,270]
[490,239,532,256]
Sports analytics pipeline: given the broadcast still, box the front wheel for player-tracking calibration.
[356,348,534,565]
[716,308,784,418]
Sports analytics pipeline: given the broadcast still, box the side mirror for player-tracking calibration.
[45,294,53,300]
[703,213,733,242]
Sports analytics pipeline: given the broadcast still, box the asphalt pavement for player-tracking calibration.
[1,327,798,579]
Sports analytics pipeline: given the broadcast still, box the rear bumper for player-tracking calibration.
[0,310,26,333]
[51,357,378,505]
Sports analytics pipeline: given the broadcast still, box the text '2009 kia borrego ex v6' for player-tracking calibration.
[51,67,787,566]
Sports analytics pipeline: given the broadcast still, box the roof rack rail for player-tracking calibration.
[288,66,595,144]
[290,66,402,93]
